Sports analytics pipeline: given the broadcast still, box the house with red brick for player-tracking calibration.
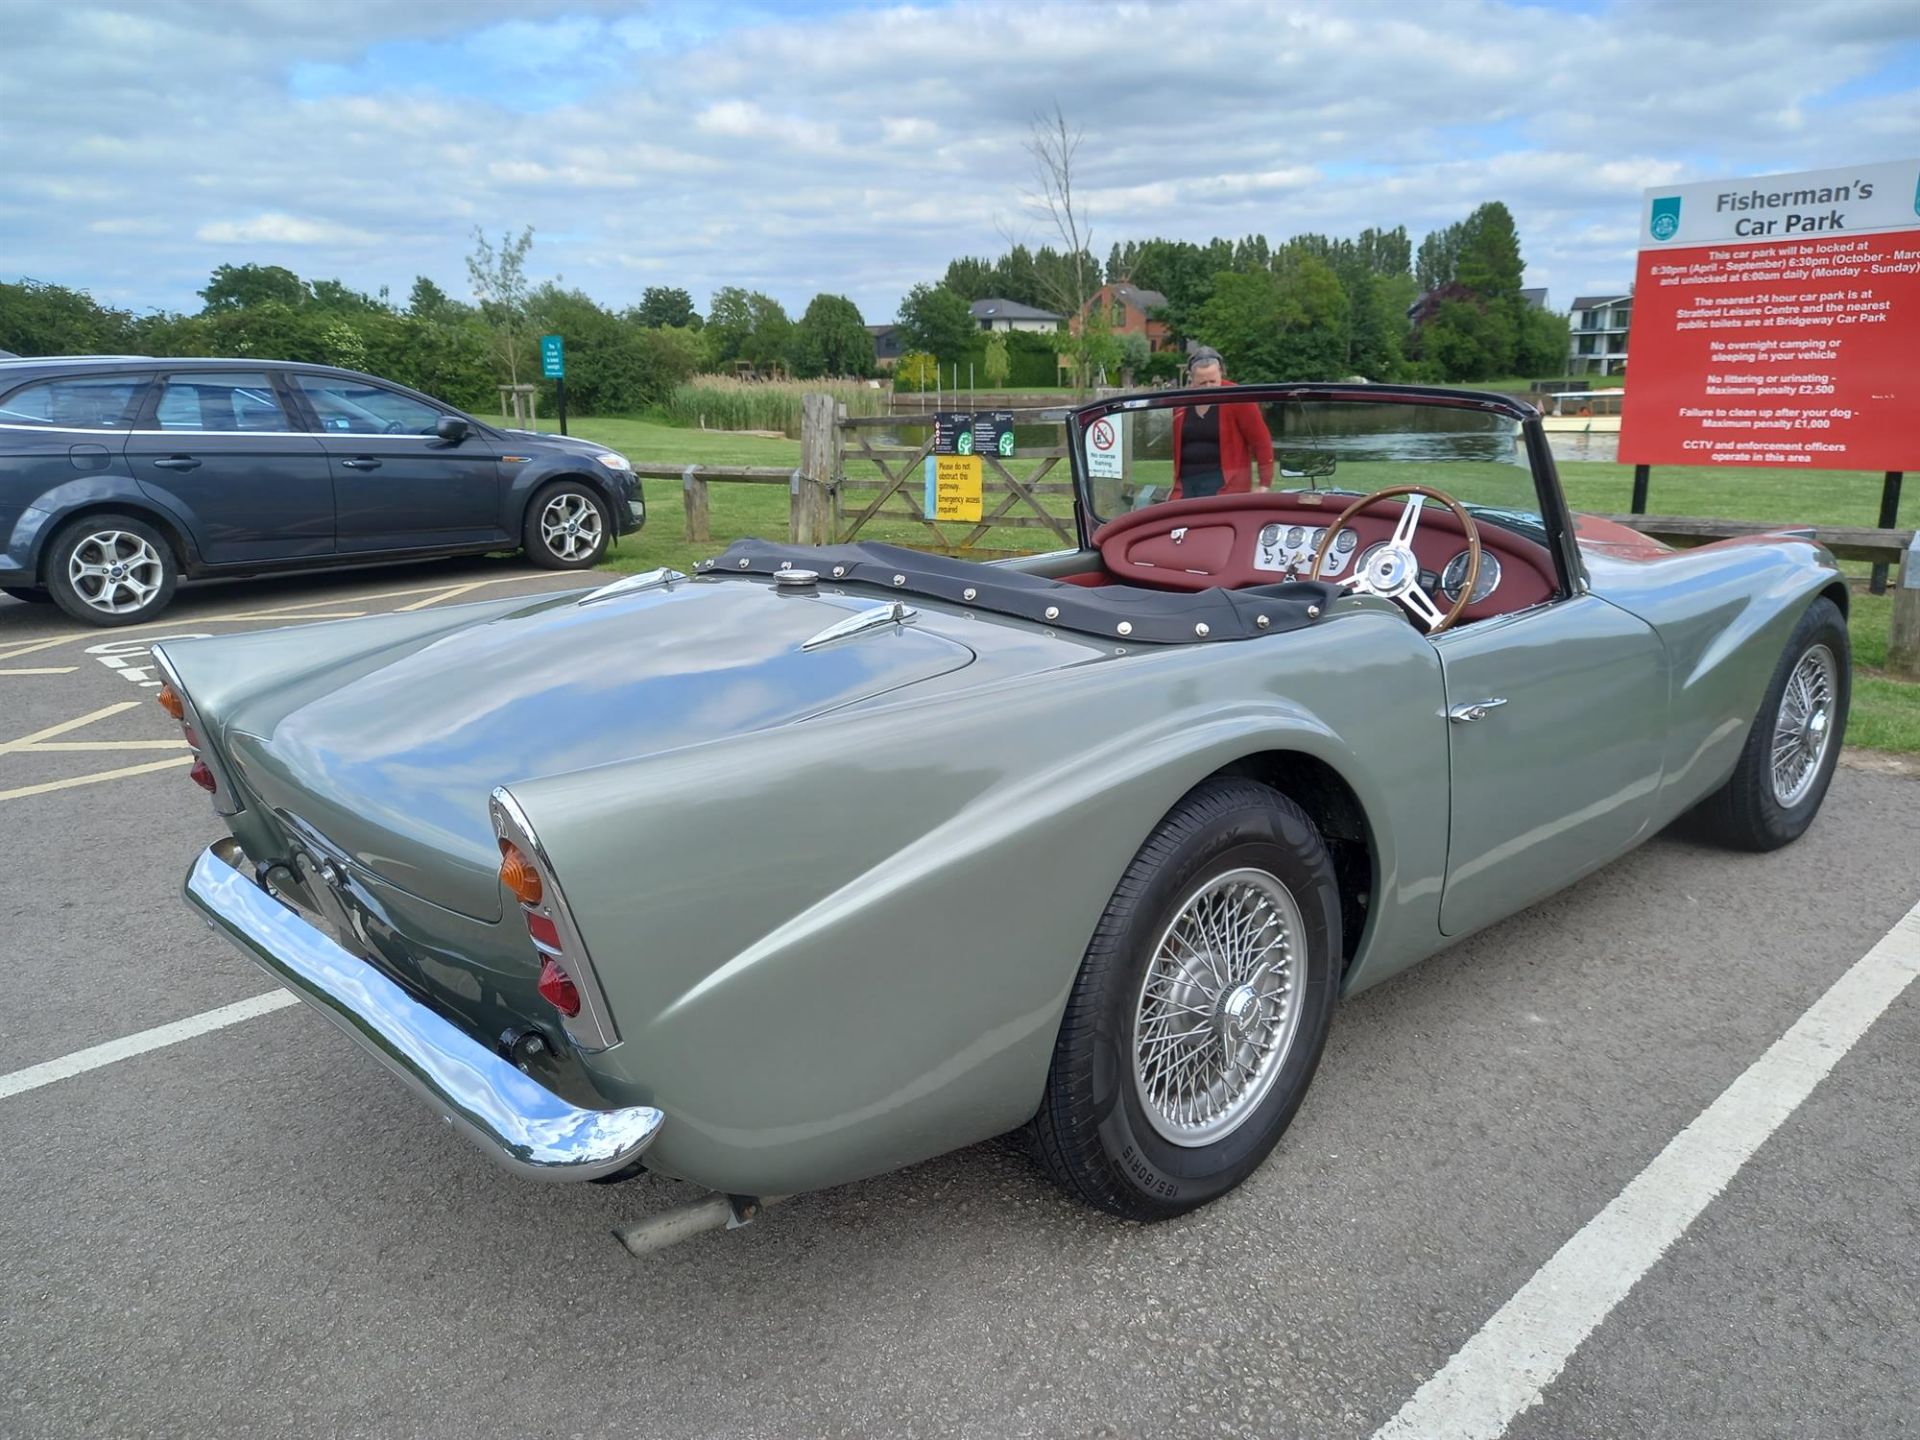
[1074,282,1175,352]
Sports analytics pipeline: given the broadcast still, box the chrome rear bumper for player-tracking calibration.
[183,842,663,1182]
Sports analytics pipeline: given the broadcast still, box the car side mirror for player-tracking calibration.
[436,415,469,443]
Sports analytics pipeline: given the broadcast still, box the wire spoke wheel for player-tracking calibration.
[1132,867,1307,1147]
[66,529,165,614]
[539,492,603,562]
[1770,643,1837,807]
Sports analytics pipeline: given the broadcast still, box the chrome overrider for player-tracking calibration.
[183,840,664,1181]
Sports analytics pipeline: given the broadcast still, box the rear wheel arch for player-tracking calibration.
[1209,750,1376,971]
[34,499,196,581]
[1819,578,1848,620]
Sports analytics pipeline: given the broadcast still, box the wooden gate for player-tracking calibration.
[832,410,1078,557]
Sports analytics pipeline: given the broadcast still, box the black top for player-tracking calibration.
[1181,404,1222,475]
[700,540,1336,645]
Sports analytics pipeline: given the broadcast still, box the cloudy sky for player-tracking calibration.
[4,0,1917,324]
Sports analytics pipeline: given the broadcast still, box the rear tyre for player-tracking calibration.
[43,514,178,627]
[2,586,52,603]
[523,481,610,570]
[1031,779,1340,1221]
[1694,596,1849,851]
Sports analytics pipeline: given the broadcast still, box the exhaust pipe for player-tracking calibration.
[612,1193,786,1257]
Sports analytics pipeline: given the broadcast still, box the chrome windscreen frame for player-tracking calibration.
[489,785,621,1053]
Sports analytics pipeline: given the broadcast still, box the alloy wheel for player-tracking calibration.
[539,493,603,562]
[66,530,165,615]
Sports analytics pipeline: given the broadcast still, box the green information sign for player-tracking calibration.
[540,334,566,379]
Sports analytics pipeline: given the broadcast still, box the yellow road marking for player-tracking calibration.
[0,571,550,662]
[397,581,488,611]
[27,739,189,752]
[0,756,193,802]
[0,666,78,675]
[0,701,141,754]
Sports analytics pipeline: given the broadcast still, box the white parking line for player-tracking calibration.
[1374,894,1920,1440]
[0,991,297,1102]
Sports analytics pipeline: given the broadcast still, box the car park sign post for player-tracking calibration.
[542,334,568,435]
[1621,158,1920,475]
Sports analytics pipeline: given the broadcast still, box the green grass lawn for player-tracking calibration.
[546,414,1917,755]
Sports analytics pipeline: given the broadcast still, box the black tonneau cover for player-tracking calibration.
[700,540,1336,645]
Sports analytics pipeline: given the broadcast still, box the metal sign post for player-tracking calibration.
[541,335,567,436]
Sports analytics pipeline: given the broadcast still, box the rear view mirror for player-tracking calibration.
[436,415,469,443]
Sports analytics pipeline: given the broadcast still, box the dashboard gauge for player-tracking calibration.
[1259,523,1284,547]
[1285,526,1304,547]
[1440,549,1501,605]
[1308,526,1327,552]
[1334,529,1358,554]
[1354,542,1388,577]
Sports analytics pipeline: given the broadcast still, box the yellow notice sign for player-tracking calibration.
[931,454,983,522]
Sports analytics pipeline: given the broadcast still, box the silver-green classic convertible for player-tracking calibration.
[159,383,1850,1236]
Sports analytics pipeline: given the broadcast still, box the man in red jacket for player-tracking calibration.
[1170,349,1275,498]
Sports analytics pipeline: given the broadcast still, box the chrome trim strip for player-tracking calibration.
[184,844,662,1181]
[800,601,917,650]
[577,567,683,606]
[490,786,621,1051]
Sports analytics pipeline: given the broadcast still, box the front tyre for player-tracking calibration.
[1695,595,1850,851]
[524,480,610,570]
[1032,779,1340,1221]
[44,514,178,626]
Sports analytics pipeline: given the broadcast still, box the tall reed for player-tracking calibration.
[659,377,888,436]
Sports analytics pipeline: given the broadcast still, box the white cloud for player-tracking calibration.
[1,0,1915,322]
[196,214,381,246]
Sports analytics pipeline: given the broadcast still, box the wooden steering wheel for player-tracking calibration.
[1307,484,1481,634]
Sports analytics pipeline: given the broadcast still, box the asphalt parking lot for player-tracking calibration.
[3,560,1917,1439]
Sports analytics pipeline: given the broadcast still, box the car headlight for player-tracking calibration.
[593,452,632,472]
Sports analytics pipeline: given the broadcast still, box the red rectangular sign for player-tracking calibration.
[1620,162,1920,472]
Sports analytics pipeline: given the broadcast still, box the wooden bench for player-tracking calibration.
[1595,513,1919,679]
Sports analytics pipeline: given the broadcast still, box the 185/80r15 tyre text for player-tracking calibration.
[1032,778,1341,1220]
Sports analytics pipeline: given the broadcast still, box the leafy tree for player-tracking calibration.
[634,286,699,328]
[466,225,538,387]
[705,287,792,370]
[310,278,386,313]
[896,283,975,362]
[199,263,309,313]
[1517,303,1571,376]
[894,351,939,393]
[990,245,1041,308]
[789,293,872,377]
[1192,258,1349,382]
[407,276,457,320]
[1119,331,1150,383]
[982,331,1010,388]
[0,279,136,355]
[942,257,996,301]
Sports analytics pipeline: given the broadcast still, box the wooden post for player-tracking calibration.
[1890,532,1920,682]
[1869,471,1903,595]
[1630,464,1651,516]
[832,402,848,545]
[794,392,835,546]
[682,465,709,544]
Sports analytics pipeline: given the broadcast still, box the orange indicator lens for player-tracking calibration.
[498,841,543,906]
[156,684,185,721]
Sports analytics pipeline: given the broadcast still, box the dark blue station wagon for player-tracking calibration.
[0,357,644,625]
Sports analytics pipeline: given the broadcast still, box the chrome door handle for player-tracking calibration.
[1448,698,1508,723]
[342,457,382,470]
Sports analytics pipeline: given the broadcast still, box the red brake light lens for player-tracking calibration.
[526,912,562,952]
[189,760,217,793]
[537,955,581,1017]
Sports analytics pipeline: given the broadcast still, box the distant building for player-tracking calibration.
[1075,283,1175,351]
[1520,287,1549,310]
[969,298,1062,334]
[867,323,904,372]
[1568,293,1631,375]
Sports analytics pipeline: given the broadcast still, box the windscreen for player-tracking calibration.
[1078,395,1544,544]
